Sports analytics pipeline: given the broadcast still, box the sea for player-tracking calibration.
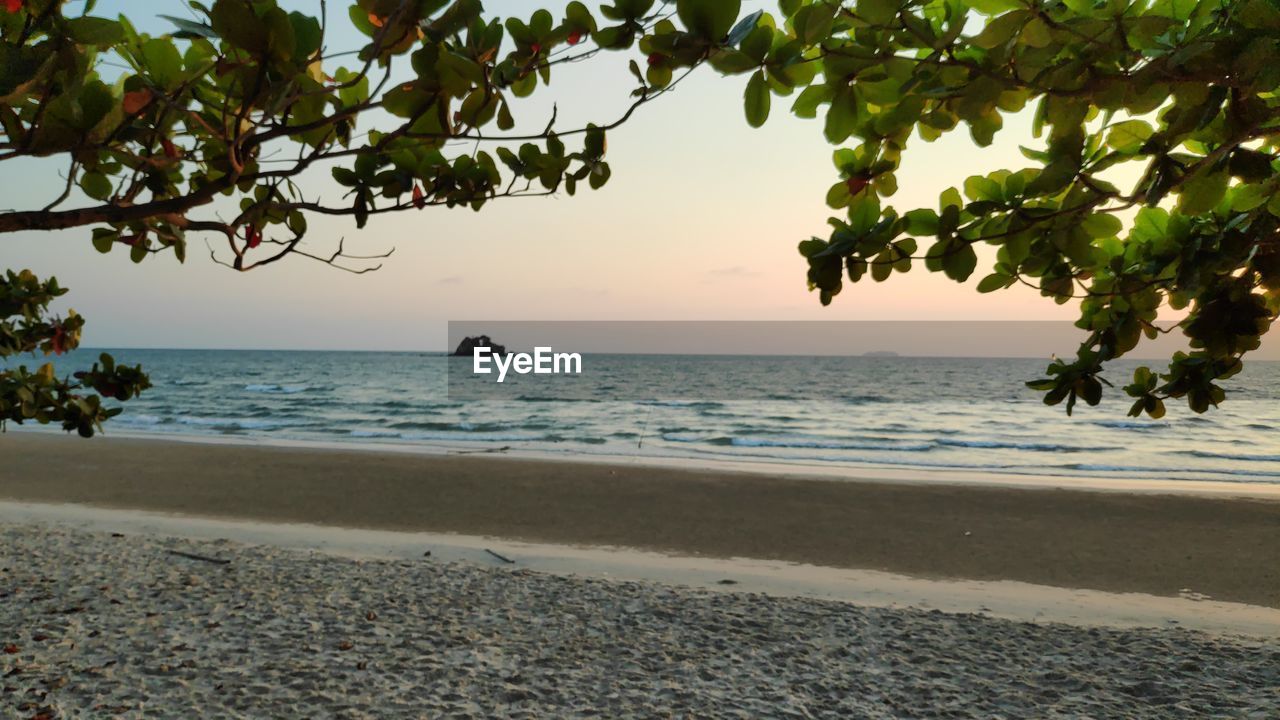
[7,349,1280,485]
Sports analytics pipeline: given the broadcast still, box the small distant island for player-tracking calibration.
[862,351,901,358]
[452,335,507,357]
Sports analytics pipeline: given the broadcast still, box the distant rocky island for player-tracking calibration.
[452,335,506,356]
[862,351,901,357]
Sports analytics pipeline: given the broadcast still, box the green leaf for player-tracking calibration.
[65,17,124,45]
[791,85,830,118]
[1231,183,1269,212]
[966,0,1021,14]
[794,2,837,43]
[1025,159,1077,196]
[977,273,1012,293]
[1178,171,1228,215]
[858,0,900,25]
[743,70,770,128]
[677,0,741,40]
[140,38,184,90]
[1131,207,1169,240]
[1105,120,1153,154]
[91,228,118,253]
[80,172,112,201]
[588,162,611,189]
[963,175,1002,202]
[210,0,268,53]
[1080,213,1122,238]
[824,88,858,143]
[942,243,978,282]
[903,209,939,235]
[741,24,772,62]
[972,11,1027,50]
[584,125,606,158]
[711,50,760,74]
[1020,17,1052,47]
[288,11,322,60]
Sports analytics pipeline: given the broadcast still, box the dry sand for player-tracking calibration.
[2,523,1278,719]
[2,433,1279,607]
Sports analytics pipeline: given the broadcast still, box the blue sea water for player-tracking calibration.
[8,349,1280,484]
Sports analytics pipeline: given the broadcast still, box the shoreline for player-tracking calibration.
[4,433,1279,608]
[12,424,1280,498]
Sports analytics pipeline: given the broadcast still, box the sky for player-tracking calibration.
[4,1,1264,356]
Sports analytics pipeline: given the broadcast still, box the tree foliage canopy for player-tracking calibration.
[2,0,1278,434]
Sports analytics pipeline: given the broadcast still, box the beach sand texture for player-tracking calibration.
[2,433,1279,607]
[2,523,1278,719]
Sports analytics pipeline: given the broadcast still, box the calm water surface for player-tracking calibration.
[9,349,1280,484]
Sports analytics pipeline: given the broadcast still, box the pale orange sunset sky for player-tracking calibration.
[7,0,1261,355]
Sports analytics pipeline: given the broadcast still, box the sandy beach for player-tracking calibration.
[3,433,1280,716]
[3,432,1280,608]
[7,430,1280,604]
[2,522,1278,718]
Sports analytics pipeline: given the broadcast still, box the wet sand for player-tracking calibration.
[2,432,1278,607]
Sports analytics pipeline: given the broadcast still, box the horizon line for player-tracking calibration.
[54,346,1280,363]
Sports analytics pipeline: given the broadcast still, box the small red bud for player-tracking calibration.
[567,30,583,46]
[647,53,663,67]
[412,184,425,209]
[530,43,541,55]
[3,0,22,13]
[122,89,152,115]
[845,176,871,196]
[246,227,262,249]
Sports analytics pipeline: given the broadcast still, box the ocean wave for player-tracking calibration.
[678,445,1009,472]
[399,430,542,443]
[244,383,315,394]
[661,433,932,452]
[1175,450,1280,463]
[1058,463,1280,480]
[114,414,169,426]
[671,447,1279,482]
[174,416,298,430]
[838,395,893,404]
[387,420,463,432]
[543,434,608,445]
[637,400,724,409]
[937,438,1119,453]
[349,429,400,438]
[1091,420,1170,430]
